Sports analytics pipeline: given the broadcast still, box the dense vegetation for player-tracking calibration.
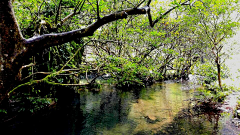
[0,0,240,125]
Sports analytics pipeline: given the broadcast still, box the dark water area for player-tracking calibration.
[2,82,229,135]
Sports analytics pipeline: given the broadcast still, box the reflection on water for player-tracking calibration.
[76,82,221,135]
[114,83,193,134]
[5,82,224,135]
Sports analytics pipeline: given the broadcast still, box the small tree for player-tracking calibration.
[185,0,240,89]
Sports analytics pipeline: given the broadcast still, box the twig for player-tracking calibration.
[96,0,100,20]
[57,0,85,27]
[136,0,146,8]
[8,41,90,95]
[55,0,63,25]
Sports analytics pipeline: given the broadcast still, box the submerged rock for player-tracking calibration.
[144,115,159,124]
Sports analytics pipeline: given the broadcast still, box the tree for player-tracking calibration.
[187,0,240,89]
[0,0,190,104]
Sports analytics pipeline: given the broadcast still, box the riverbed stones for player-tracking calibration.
[232,118,240,127]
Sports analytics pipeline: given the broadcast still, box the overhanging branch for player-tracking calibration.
[24,1,189,54]
[148,1,190,27]
[24,6,147,51]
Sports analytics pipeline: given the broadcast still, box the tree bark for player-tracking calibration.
[216,62,222,90]
[215,55,222,90]
[0,0,25,97]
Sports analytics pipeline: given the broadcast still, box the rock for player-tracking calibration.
[148,115,157,121]
[232,118,240,127]
[144,115,159,124]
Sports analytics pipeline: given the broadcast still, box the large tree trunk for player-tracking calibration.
[0,0,25,102]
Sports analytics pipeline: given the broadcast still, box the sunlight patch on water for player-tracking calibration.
[99,83,194,134]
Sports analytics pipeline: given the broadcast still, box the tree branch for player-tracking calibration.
[148,1,190,27]
[147,0,151,6]
[57,0,85,27]
[136,0,146,8]
[96,0,100,20]
[55,0,63,25]
[24,1,189,54]
[25,7,146,51]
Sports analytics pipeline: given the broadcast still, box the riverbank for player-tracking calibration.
[219,91,240,135]
[220,41,240,134]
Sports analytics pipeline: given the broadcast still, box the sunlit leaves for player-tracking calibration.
[12,0,240,88]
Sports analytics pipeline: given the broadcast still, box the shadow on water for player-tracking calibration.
[2,85,83,135]
[2,82,226,135]
[146,106,222,135]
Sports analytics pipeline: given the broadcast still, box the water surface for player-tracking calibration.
[6,81,225,135]
[74,82,221,135]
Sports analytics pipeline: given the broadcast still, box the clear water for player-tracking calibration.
[72,82,221,135]
[7,82,225,135]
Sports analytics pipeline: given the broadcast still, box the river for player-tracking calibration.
[5,81,229,135]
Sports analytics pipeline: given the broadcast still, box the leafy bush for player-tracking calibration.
[104,56,160,88]
[194,62,229,84]
[9,90,53,113]
[194,62,218,84]
[195,84,231,104]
